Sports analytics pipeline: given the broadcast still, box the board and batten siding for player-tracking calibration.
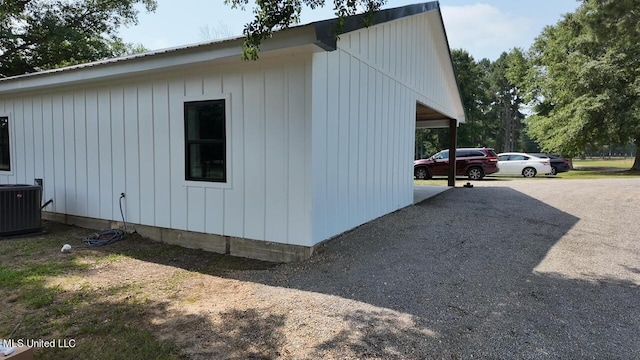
[310,10,458,244]
[0,57,313,247]
[337,11,464,121]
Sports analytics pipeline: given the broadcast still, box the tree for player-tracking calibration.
[488,49,527,152]
[0,0,157,78]
[525,0,640,170]
[415,49,489,158]
[225,0,386,60]
[415,128,447,160]
[418,49,530,156]
[451,49,492,148]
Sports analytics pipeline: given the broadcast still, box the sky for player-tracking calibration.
[117,0,581,62]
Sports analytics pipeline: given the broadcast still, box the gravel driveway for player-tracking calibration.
[159,178,640,359]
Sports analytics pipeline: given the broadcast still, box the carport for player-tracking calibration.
[416,101,459,187]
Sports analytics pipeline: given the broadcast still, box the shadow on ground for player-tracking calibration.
[24,186,640,358]
[231,187,638,358]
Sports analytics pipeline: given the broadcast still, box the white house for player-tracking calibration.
[0,2,465,262]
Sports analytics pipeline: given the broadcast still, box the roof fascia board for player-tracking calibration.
[0,25,319,95]
[0,41,242,94]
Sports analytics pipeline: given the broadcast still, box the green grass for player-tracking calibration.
[557,157,639,179]
[572,158,634,169]
[41,295,179,360]
[0,222,277,360]
[97,253,131,264]
[0,250,179,359]
[554,169,639,179]
[0,261,84,291]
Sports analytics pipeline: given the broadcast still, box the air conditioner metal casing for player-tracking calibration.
[0,184,43,237]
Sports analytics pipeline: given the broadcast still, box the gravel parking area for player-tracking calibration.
[24,178,635,358]
[150,177,638,359]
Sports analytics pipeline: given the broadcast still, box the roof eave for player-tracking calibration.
[0,24,322,95]
[0,1,447,96]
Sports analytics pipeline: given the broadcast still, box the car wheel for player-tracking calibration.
[550,166,558,175]
[522,167,537,178]
[467,167,484,180]
[415,167,429,180]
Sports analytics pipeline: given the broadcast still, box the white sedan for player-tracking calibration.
[497,152,552,178]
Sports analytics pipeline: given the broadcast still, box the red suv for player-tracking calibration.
[414,148,499,180]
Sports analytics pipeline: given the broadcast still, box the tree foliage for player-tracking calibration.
[225,0,385,60]
[0,0,157,78]
[451,49,490,148]
[416,49,532,158]
[489,49,528,152]
[525,0,640,169]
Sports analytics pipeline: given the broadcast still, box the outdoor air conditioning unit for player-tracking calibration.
[0,184,43,237]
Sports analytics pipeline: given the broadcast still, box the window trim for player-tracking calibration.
[181,93,232,189]
[0,113,13,175]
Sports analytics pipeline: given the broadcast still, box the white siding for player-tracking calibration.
[0,7,460,251]
[0,57,314,247]
[311,48,416,244]
[336,11,463,121]
[53,95,67,214]
[222,72,245,237]
[111,88,127,224]
[242,69,267,241]
[123,85,141,224]
[310,11,452,244]
[73,91,88,217]
[265,68,288,243]
[85,91,101,218]
[168,79,187,230]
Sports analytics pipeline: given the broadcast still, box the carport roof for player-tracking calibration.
[416,102,461,128]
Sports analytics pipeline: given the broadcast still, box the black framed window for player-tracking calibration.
[0,117,9,171]
[184,100,226,182]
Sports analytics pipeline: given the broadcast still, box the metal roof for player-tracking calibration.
[0,2,441,84]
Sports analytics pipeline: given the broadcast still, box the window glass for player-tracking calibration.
[184,100,226,182]
[498,155,509,161]
[0,117,9,171]
[455,150,469,157]
[434,150,449,160]
[468,150,485,157]
[510,155,528,161]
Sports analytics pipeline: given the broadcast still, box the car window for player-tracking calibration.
[498,155,509,161]
[433,150,449,160]
[468,150,485,157]
[455,150,469,158]
[510,155,529,161]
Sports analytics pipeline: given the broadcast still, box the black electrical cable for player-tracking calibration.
[83,194,127,247]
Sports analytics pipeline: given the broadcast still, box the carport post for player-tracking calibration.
[448,119,457,187]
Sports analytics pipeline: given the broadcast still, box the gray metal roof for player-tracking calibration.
[0,2,440,84]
